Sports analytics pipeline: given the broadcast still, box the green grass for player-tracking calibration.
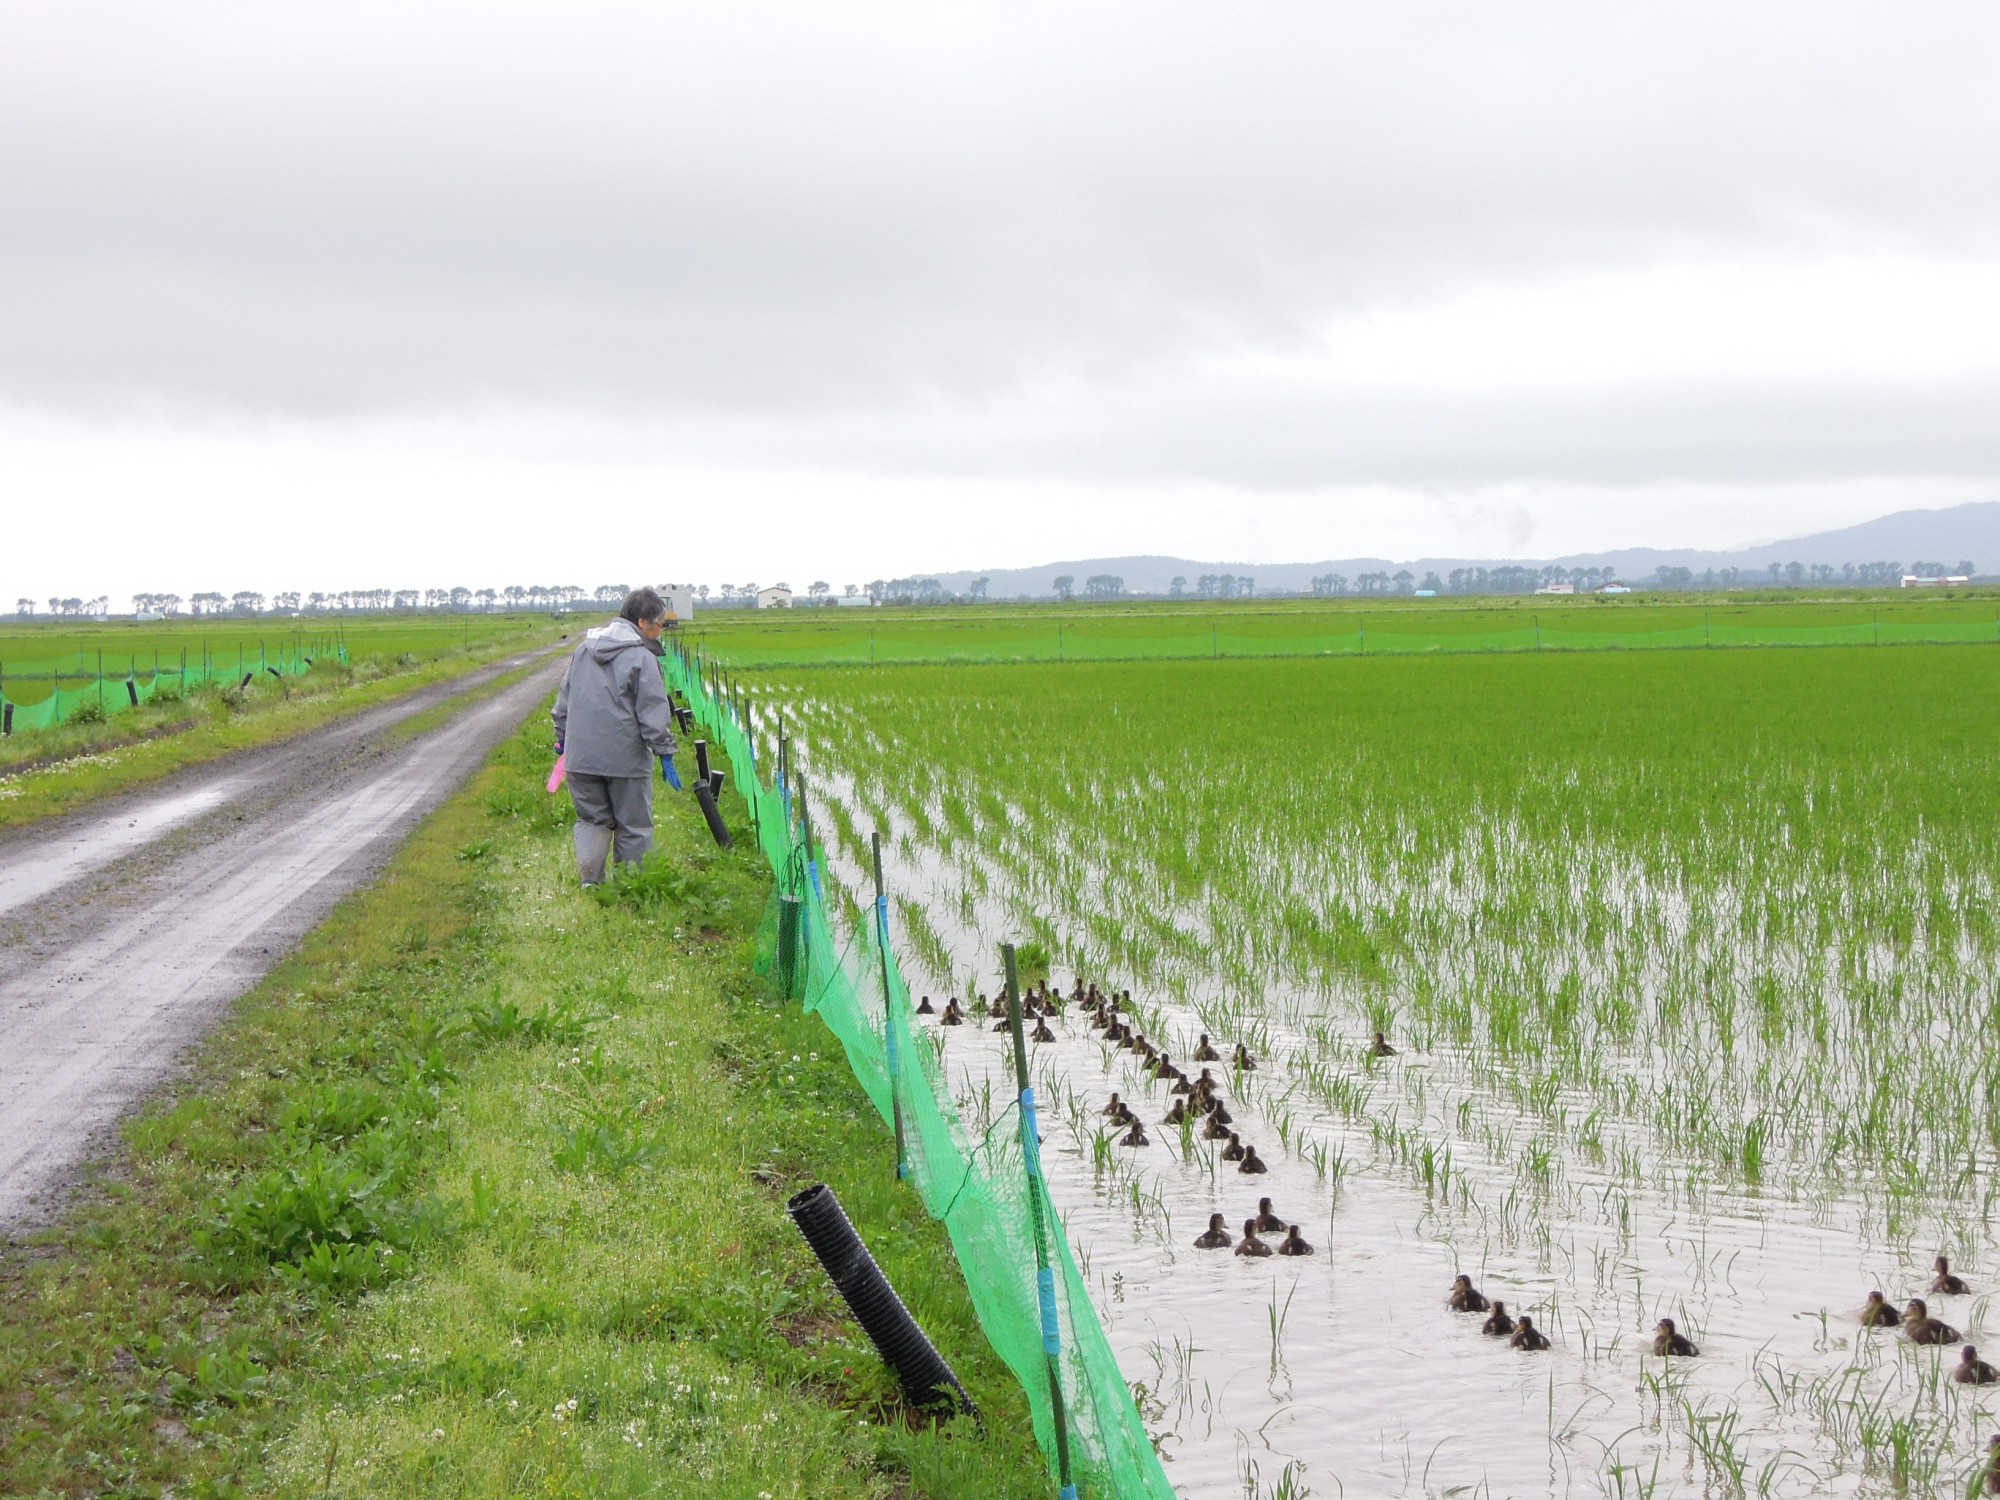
[0,706,1050,1499]
[0,635,562,832]
[0,614,555,704]
[687,591,2000,668]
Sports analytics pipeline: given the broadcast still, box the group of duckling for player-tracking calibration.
[1858,1258,1996,1384]
[1444,1274,1556,1352]
[1192,1196,1313,1258]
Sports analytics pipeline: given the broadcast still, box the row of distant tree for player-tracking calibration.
[10,557,1985,620]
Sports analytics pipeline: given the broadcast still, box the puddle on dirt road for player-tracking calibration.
[0,781,237,917]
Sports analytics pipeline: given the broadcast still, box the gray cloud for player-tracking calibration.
[3,1,1999,492]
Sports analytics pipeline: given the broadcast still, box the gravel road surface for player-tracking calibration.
[0,652,563,1233]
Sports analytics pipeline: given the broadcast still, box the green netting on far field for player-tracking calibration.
[0,643,334,733]
[670,646,1173,1500]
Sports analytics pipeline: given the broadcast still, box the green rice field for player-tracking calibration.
[687,591,2000,668]
[705,603,2000,1498]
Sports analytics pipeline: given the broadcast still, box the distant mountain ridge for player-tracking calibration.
[913,501,2000,597]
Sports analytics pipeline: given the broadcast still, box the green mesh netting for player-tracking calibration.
[670,645,1173,1500]
[0,643,336,733]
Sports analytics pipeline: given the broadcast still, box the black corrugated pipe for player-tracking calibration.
[690,740,732,847]
[786,1184,977,1418]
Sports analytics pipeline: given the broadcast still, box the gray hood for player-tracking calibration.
[585,617,664,663]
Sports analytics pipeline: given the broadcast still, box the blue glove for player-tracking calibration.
[660,755,682,790]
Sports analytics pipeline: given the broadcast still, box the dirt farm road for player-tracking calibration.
[0,651,564,1234]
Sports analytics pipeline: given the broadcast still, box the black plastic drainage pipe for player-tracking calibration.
[689,740,733,848]
[787,1184,976,1417]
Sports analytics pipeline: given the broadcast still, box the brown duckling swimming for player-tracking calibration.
[1984,1434,2000,1496]
[1278,1225,1313,1256]
[1369,1030,1398,1057]
[1205,1100,1234,1126]
[1652,1318,1699,1357]
[1193,1213,1233,1250]
[1509,1314,1550,1351]
[1120,1121,1150,1147]
[1220,1132,1247,1162]
[1238,1146,1269,1174]
[1254,1197,1285,1233]
[1232,1042,1258,1071]
[1447,1275,1490,1313]
[1932,1255,1972,1295]
[1236,1219,1274,1257]
[1203,1112,1233,1140]
[1101,1092,1127,1118]
[1954,1345,1999,1385]
[1163,1098,1190,1125]
[1193,1034,1222,1061]
[1031,1016,1056,1043]
[940,999,964,1025]
[1481,1301,1516,1337]
[1147,1051,1173,1077]
[1169,1070,1194,1095]
[1860,1291,1901,1327]
[1905,1299,1961,1345]
[916,994,935,1015]
[987,993,1008,1018]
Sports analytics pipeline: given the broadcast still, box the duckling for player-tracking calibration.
[1147,1051,1173,1077]
[987,993,1008,1018]
[1232,1042,1258,1071]
[1194,1067,1219,1093]
[1905,1299,1962,1345]
[1984,1434,2000,1496]
[1169,1070,1194,1095]
[1652,1318,1699,1357]
[1101,1092,1126,1118]
[1206,1100,1234,1126]
[1203,1112,1233,1140]
[1193,1034,1222,1061]
[940,999,964,1026]
[917,995,936,1016]
[1932,1255,1972,1295]
[1193,1213,1233,1250]
[1278,1225,1314,1257]
[1220,1132,1247,1162]
[991,1015,1013,1032]
[1120,1121,1150,1147]
[1481,1301,1516,1337]
[1859,1291,1901,1328]
[1369,1030,1398,1057]
[1238,1146,1269,1174]
[1163,1098,1190,1126]
[1254,1197,1285,1234]
[1509,1314,1551,1351]
[1954,1345,1999,1385]
[1235,1220,1273,1257]
[1022,993,1042,1019]
[1031,1016,1056,1043]
[1447,1274,1490,1313]
[1117,1028,1142,1052]
[1113,1102,1139,1128]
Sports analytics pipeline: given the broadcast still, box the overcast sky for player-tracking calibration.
[5,1,1999,602]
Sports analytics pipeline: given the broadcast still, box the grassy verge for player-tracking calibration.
[0,704,1049,1498]
[0,635,562,832]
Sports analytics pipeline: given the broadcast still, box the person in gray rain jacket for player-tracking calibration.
[552,587,680,884]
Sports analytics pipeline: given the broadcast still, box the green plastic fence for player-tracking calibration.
[666,644,1174,1500]
[0,644,336,733]
[692,614,2000,668]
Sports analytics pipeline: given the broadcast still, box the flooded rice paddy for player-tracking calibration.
[754,649,2000,1497]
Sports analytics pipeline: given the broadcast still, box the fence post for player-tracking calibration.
[873,833,908,1180]
[1002,942,1077,1500]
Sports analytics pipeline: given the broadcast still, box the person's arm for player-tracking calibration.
[630,652,679,762]
[552,654,573,751]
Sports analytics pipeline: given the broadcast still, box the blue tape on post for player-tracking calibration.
[808,859,822,901]
[875,894,889,943]
[1059,1488,1078,1500]
[1037,1267,1061,1355]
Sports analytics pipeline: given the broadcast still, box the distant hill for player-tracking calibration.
[912,501,2000,597]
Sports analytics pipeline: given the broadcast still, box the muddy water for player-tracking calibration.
[795,770,2000,1500]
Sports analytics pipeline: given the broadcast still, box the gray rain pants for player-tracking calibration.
[568,772,654,885]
